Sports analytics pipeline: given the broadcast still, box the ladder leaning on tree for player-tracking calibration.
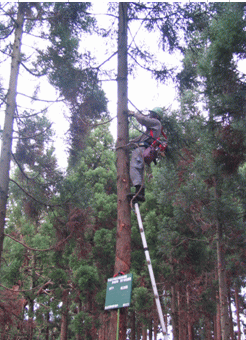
[134,202,168,339]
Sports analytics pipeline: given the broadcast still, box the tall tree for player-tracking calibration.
[0,2,106,265]
[0,2,25,264]
[109,3,131,340]
[176,4,246,339]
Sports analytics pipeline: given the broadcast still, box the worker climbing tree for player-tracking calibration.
[127,107,168,203]
[126,106,169,337]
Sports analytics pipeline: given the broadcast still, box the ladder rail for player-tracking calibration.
[135,202,168,339]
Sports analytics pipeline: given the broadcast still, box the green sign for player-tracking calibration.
[105,273,133,310]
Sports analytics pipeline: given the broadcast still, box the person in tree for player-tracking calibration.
[128,107,167,202]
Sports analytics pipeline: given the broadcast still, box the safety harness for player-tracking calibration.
[141,128,168,165]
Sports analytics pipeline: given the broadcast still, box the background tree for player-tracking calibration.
[0,2,106,265]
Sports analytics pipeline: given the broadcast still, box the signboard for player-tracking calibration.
[104,273,133,310]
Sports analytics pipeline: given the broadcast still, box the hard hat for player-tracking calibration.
[149,107,162,120]
[150,107,163,115]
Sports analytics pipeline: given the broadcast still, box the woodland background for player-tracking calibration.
[0,2,246,340]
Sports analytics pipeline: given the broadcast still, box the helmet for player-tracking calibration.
[149,107,162,119]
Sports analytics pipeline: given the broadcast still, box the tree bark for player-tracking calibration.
[171,284,179,340]
[149,318,153,340]
[153,308,158,340]
[205,315,212,340]
[109,3,130,340]
[60,290,69,340]
[0,3,25,264]
[45,308,50,340]
[216,290,221,340]
[235,287,241,340]
[130,311,136,340]
[99,312,110,340]
[228,289,234,340]
[142,323,147,340]
[186,284,193,340]
[177,286,187,340]
[216,221,230,340]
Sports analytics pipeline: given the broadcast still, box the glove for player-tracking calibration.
[128,110,135,117]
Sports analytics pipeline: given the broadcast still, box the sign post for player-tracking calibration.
[105,273,133,340]
[105,273,133,310]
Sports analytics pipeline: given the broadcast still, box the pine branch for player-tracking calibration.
[20,60,46,77]
[9,179,64,208]
[17,92,64,103]
[95,51,117,69]
[11,152,39,181]
[0,280,53,293]
[4,231,73,252]
[13,122,52,140]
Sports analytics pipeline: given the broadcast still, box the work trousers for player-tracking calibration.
[130,147,145,187]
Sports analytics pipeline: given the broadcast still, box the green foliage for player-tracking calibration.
[2,3,246,339]
[93,229,115,272]
[132,286,153,312]
[70,310,98,340]
[74,265,99,294]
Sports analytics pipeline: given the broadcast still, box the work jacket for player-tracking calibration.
[129,112,162,146]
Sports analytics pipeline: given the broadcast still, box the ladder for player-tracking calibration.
[134,202,168,339]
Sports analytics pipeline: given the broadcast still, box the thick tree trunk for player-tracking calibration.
[235,287,241,340]
[130,311,136,340]
[171,284,179,340]
[141,310,148,340]
[109,3,130,340]
[99,312,110,340]
[228,290,234,340]
[0,3,25,264]
[205,315,212,340]
[149,318,153,340]
[76,299,82,340]
[177,286,187,340]
[216,291,221,340]
[137,321,141,340]
[142,323,147,340]
[216,221,230,340]
[45,310,49,340]
[60,290,69,340]
[153,308,158,340]
[28,299,34,340]
[186,284,193,340]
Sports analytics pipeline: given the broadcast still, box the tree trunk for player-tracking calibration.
[171,284,179,340]
[177,286,187,340]
[235,287,241,340]
[109,3,130,340]
[205,315,212,340]
[45,309,49,340]
[216,221,230,340]
[153,308,158,340]
[0,3,25,264]
[28,299,34,340]
[137,320,141,340]
[216,291,221,340]
[130,311,136,340]
[99,312,110,340]
[76,299,82,340]
[186,284,193,340]
[142,323,147,340]
[228,289,234,340]
[60,290,69,340]
[149,318,153,340]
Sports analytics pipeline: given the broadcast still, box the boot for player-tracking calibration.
[127,185,145,203]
